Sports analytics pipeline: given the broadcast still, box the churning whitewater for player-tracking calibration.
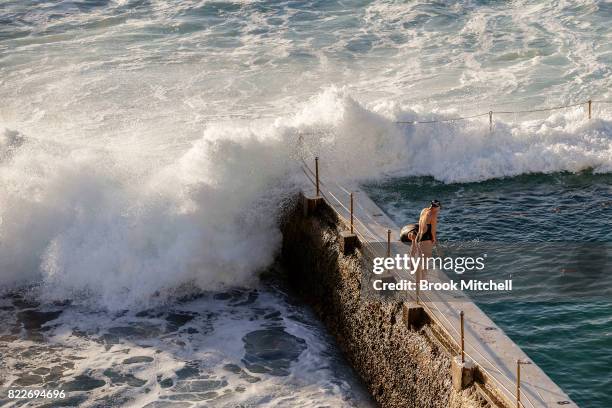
[1,0,611,406]
[1,89,611,307]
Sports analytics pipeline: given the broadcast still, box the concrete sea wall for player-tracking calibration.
[280,197,492,408]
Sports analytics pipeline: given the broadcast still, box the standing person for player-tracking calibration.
[409,200,442,281]
[410,200,441,269]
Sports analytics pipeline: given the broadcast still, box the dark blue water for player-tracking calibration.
[366,172,612,408]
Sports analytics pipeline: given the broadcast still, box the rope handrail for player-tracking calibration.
[395,98,611,125]
[299,160,545,408]
[400,263,536,407]
[419,290,530,396]
[396,112,490,124]
[326,190,386,247]
[325,186,388,254]
[302,166,383,256]
[418,293,534,408]
[494,101,585,114]
[302,159,395,247]
[301,160,389,253]
[331,181,397,235]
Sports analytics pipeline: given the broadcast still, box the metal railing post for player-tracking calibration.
[350,192,354,234]
[315,157,320,197]
[489,111,493,132]
[415,267,420,304]
[588,99,592,120]
[516,359,521,408]
[460,311,465,363]
[387,229,391,257]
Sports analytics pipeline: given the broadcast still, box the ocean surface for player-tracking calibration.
[1,0,611,407]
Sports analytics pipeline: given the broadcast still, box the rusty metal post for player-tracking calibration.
[416,267,420,304]
[489,111,493,132]
[516,359,521,408]
[588,100,592,120]
[415,265,420,304]
[387,229,391,257]
[460,311,465,363]
[315,157,320,197]
[350,192,354,234]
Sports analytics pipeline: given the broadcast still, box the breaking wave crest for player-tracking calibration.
[1,88,611,309]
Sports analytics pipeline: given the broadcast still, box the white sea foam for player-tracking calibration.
[1,0,611,307]
[2,3,610,407]
[1,88,611,308]
[0,286,373,407]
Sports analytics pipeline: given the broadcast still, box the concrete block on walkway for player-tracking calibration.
[451,356,475,391]
[339,231,358,255]
[302,195,323,217]
[402,303,424,330]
